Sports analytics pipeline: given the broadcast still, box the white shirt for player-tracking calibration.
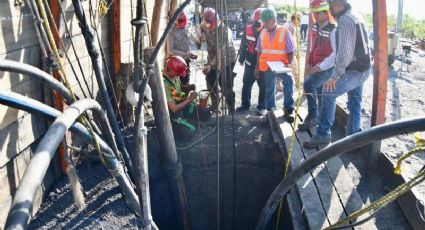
[301,14,309,25]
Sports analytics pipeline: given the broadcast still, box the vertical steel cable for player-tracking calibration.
[71,0,134,181]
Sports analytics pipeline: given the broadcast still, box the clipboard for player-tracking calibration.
[266,61,292,74]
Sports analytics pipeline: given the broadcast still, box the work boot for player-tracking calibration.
[236,105,249,112]
[284,108,295,123]
[298,116,317,130]
[303,135,331,149]
[257,109,268,116]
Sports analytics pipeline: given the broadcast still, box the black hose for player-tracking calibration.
[0,59,73,102]
[0,91,143,227]
[71,0,134,181]
[255,116,425,230]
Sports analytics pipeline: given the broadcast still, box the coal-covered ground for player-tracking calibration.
[28,35,424,229]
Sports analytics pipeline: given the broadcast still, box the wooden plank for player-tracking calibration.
[270,110,330,229]
[297,107,378,229]
[0,148,31,199]
[294,108,348,226]
[0,46,41,91]
[0,79,43,129]
[0,113,46,167]
[0,146,56,229]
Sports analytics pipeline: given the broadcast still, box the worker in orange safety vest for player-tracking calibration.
[254,7,295,122]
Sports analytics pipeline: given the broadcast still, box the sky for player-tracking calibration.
[269,0,425,20]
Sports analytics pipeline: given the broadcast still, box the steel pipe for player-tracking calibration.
[2,98,141,229]
[255,116,425,230]
[0,59,73,102]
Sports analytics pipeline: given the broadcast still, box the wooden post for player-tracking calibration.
[49,0,68,175]
[111,0,121,77]
[151,0,164,46]
[169,0,178,19]
[370,0,389,168]
[145,48,191,230]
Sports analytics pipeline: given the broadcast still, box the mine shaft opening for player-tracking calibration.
[148,115,294,230]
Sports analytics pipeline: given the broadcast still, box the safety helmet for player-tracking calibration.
[175,12,187,29]
[261,8,276,22]
[203,8,217,30]
[253,8,263,22]
[165,56,187,77]
[311,0,330,12]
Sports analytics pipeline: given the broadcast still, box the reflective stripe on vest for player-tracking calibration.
[246,35,256,41]
[258,26,289,72]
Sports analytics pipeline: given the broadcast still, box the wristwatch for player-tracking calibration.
[332,75,340,80]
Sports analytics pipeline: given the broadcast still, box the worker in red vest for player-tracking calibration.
[304,0,371,148]
[254,7,295,121]
[299,0,337,130]
[236,8,264,112]
[163,56,210,141]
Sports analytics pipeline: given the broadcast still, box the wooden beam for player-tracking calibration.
[168,0,178,20]
[370,0,389,167]
[371,0,389,127]
[48,0,68,175]
[151,0,164,46]
[111,0,121,76]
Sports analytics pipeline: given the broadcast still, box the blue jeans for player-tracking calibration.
[317,69,370,138]
[258,70,294,111]
[241,64,261,108]
[303,68,334,118]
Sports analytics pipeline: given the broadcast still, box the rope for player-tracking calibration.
[57,0,94,99]
[325,161,425,229]
[42,0,88,99]
[35,0,105,161]
[275,1,304,229]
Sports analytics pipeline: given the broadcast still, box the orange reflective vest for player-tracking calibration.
[258,26,289,72]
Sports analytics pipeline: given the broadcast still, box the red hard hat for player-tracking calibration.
[175,12,187,29]
[203,8,217,30]
[253,8,263,22]
[166,56,187,77]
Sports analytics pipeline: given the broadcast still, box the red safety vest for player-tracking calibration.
[308,23,335,67]
[246,24,257,54]
[258,26,289,72]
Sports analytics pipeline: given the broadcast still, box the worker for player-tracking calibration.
[254,7,295,121]
[298,0,337,130]
[303,0,371,148]
[195,8,237,113]
[283,12,303,80]
[300,12,309,41]
[236,8,264,112]
[167,12,198,85]
[163,56,211,141]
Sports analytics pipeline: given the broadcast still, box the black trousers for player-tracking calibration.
[206,63,235,111]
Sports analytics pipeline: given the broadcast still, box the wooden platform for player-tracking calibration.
[268,108,378,230]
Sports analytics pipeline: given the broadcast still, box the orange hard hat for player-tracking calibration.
[311,0,330,12]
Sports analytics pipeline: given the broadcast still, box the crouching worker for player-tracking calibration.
[163,56,211,141]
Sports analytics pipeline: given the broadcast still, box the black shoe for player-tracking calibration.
[236,106,249,112]
[303,135,331,149]
[284,108,295,123]
[298,116,317,130]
